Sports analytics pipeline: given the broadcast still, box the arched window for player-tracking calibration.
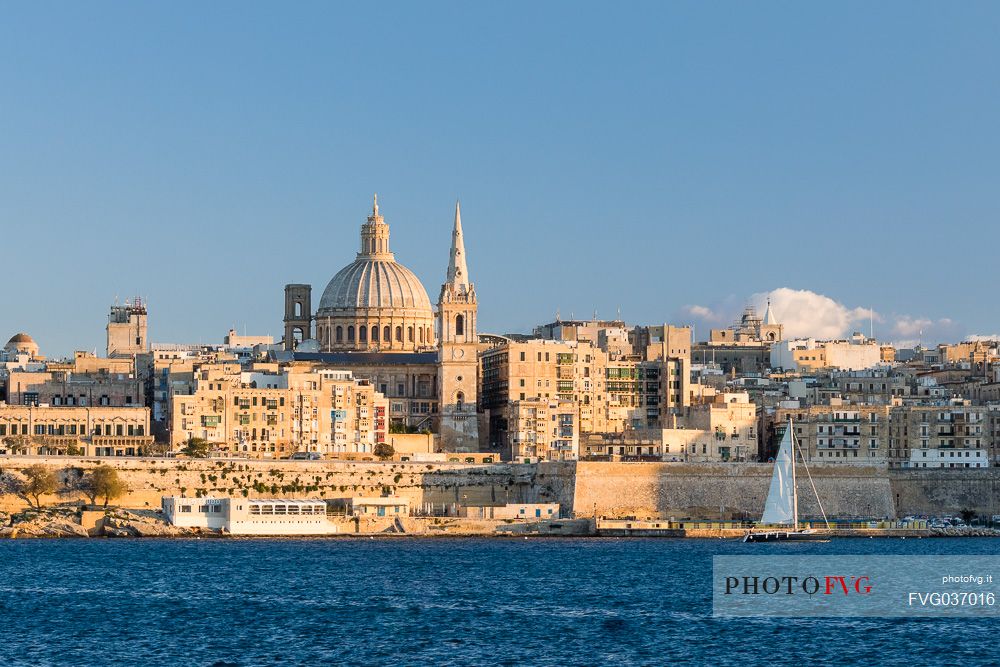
[419,327,424,344]
[371,326,379,342]
[408,326,414,343]
[347,326,355,342]
[426,327,432,344]
[456,391,465,410]
[336,326,343,343]
[455,314,464,336]
[767,332,776,341]
[294,302,302,317]
[395,326,402,342]
[384,326,391,342]
[359,326,367,343]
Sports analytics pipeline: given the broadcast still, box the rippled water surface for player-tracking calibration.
[0,537,996,666]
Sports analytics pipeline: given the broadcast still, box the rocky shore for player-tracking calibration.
[0,507,200,539]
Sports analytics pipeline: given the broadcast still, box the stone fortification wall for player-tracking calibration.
[0,457,550,513]
[889,469,1000,518]
[3,457,998,520]
[571,462,894,520]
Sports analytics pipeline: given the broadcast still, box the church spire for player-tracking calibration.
[446,200,470,291]
[763,298,778,326]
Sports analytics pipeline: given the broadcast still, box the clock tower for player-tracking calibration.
[437,201,480,452]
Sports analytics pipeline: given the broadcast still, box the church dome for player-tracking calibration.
[318,259,432,313]
[314,195,436,352]
[5,332,39,357]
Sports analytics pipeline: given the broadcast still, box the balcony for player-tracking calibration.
[826,439,860,449]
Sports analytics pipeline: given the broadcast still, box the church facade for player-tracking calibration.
[280,196,480,452]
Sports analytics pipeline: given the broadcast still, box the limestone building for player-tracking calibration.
[663,392,758,462]
[507,397,579,462]
[107,297,149,358]
[169,362,387,457]
[279,196,480,451]
[0,403,152,456]
[481,329,691,454]
[774,404,891,464]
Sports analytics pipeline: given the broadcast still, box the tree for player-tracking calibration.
[141,440,172,457]
[21,465,58,508]
[373,442,395,461]
[0,469,28,501]
[181,437,212,458]
[2,436,30,456]
[84,465,128,507]
[960,508,977,525]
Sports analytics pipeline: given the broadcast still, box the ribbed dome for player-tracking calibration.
[8,333,34,344]
[317,259,432,314]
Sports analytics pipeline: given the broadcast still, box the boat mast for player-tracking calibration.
[789,417,798,531]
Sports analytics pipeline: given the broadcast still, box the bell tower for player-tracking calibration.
[437,201,479,452]
[283,284,312,351]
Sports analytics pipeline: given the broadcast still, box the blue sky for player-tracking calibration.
[2,3,999,357]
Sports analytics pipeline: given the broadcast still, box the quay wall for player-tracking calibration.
[570,462,894,520]
[1,457,998,520]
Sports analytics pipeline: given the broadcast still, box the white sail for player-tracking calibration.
[760,425,796,525]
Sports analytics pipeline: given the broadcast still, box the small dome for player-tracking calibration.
[317,259,432,314]
[5,332,39,357]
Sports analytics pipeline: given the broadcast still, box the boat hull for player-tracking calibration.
[743,530,829,543]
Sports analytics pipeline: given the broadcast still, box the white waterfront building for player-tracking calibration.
[905,448,988,469]
[162,496,338,535]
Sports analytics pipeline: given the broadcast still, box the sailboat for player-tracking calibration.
[743,418,832,543]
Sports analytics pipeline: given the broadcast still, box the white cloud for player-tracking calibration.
[677,287,966,345]
[889,316,959,347]
[682,304,722,322]
[749,288,878,340]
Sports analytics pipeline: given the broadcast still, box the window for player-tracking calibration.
[348,326,355,342]
[455,314,464,336]
[395,326,402,342]
[359,327,367,343]
[336,326,343,343]
[371,326,379,342]
[407,326,414,343]
[384,326,391,342]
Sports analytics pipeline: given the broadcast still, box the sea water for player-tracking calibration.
[0,537,995,666]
